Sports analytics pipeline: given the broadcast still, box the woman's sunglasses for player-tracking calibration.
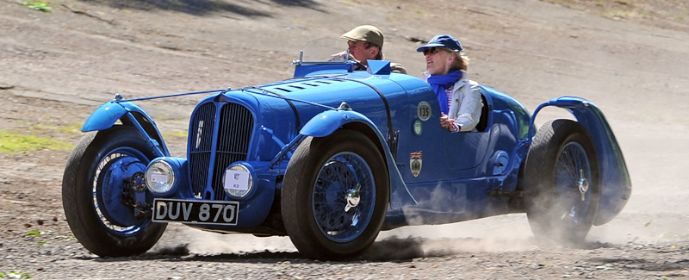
[423,47,441,55]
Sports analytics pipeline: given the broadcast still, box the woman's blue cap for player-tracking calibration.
[416,34,463,52]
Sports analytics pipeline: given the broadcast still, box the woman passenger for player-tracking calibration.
[417,34,482,132]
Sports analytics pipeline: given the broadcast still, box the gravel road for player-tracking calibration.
[1,0,688,279]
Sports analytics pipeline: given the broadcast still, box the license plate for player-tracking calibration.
[152,198,239,225]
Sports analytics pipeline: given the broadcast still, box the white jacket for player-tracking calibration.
[447,78,483,132]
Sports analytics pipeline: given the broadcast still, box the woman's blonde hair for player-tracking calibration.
[450,51,470,71]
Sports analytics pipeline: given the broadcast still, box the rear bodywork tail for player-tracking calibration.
[530,96,631,225]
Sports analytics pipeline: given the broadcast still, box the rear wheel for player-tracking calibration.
[524,119,599,245]
[281,130,388,260]
[62,126,166,257]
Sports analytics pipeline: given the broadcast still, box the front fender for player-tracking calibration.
[299,109,417,208]
[300,109,374,137]
[82,101,170,157]
[82,101,127,132]
[531,96,631,225]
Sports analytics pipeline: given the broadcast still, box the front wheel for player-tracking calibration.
[62,126,166,257]
[524,119,599,246]
[281,130,389,260]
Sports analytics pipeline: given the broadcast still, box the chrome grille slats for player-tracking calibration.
[189,102,216,195]
[188,102,253,200]
[211,103,253,200]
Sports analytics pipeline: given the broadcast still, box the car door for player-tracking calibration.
[441,128,493,174]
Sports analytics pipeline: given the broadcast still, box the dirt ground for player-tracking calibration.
[1,0,689,279]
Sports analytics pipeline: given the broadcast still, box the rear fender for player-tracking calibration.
[530,96,631,225]
[81,101,170,157]
[299,109,417,208]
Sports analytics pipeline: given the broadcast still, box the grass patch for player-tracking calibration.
[56,123,84,135]
[163,129,188,141]
[27,123,83,136]
[0,270,32,279]
[25,229,41,238]
[25,229,48,246]
[0,130,73,153]
[23,0,51,12]
[603,8,639,20]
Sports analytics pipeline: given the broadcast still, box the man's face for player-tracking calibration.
[424,47,453,75]
[347,40,378,65]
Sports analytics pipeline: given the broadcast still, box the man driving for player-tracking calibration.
[334,25,407,74]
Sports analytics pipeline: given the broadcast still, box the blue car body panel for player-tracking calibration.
[81,60,630,231]
[82,101,170,157]
[81,102,128,132]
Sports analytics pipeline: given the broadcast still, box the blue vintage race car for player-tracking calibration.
[62,58,631,260]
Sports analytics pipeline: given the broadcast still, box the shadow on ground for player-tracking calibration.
[78,0,325,17]
[80,237,616,264]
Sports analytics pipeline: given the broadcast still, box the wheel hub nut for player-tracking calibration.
[578,169,589,201]
[345,187,360,212]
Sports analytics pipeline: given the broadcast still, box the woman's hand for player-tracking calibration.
[440,115,453,129]
[440,114,460,132]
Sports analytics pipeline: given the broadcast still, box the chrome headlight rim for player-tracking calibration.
[222,163,255,199]
[145,159,176,194]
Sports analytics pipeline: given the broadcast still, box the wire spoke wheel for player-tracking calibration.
[62,126,166,257]
[92,147,150,236]
[553,142,593,227]
[312,152,375,243]
[524,119,599,246]
[282,129,388,260]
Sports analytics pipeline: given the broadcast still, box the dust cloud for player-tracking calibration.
[152,215,538,260]
[152,224,297,257]
[153,96,689,261]
[152,123,689,260]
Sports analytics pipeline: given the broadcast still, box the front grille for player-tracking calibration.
[211,103,253,200]
[189,102,216,195]
[188,102,254,199]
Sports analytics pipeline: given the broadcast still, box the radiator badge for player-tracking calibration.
[195,120,204,149]
[410,151,423,177]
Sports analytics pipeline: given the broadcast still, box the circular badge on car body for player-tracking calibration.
[417,101,431,121]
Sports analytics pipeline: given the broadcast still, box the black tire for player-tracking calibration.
[524,119,599,246]
[62,125,166,257]
[281,129,389,260]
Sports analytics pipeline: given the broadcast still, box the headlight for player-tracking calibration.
[223,163,254,199]
[145,159,175,194]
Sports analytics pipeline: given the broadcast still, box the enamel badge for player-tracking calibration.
[410,151,423,177]
[417,101,431,121]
